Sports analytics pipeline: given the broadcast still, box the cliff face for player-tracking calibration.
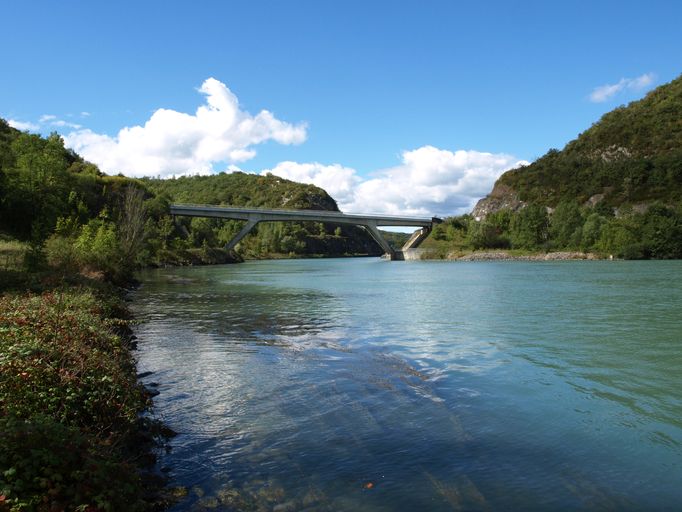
[473,73,682,217]
[471,183,524,219]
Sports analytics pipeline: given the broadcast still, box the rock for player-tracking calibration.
[471,183,525,220]
[169,486,189,498]
[302,488,325,507]
[448,250,600,261]
[217,487,259,510]
[273,500,298,512]
[196,496,219,509]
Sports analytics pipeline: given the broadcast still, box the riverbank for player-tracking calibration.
[401,248,603,261]
[0,275,174,511]
[450,250,601,261]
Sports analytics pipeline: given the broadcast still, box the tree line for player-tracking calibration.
[430,200,682,259]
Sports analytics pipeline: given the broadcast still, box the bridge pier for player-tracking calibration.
[401,226,432,251]
[363,222,396,259]
[225,218,259,251]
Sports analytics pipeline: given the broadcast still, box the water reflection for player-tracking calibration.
[133,260,682,511]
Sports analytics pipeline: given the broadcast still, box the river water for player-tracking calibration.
[133,259,682,511]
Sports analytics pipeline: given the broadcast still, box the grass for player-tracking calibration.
[0,239,27,272]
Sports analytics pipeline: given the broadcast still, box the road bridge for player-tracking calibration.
[169,204,442,260]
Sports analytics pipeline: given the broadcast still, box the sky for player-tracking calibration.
[2,0,681,217]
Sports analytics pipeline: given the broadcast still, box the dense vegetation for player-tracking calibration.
[489,73,682,208]
[0,289,152,511]
[423,200,682,259]
[455,73,682,259]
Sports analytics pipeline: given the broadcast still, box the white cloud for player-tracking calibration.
[36,114,82,129]
[262,161,361,206]
[7,119,39,131]
[80,111,91,117]
[52,119,82,129]
[63,78,307,177]
[264,146,527,217]
[589,72,656,103]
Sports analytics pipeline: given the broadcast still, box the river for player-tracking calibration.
[132,258,682,511]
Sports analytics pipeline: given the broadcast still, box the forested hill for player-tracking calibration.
[141,172,339,211]
[474,73,682,217]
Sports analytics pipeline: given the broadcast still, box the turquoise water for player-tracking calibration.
[133,259,682,511]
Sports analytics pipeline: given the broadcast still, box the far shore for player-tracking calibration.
[403,249,607,261]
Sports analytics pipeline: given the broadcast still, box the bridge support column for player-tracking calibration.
[226,218,259,251]
[363,222,395,259]
[402,226,432,250]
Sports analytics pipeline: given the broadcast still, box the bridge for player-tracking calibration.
[169,204,442,260]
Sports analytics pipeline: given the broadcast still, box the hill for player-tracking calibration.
[473,73,682,217]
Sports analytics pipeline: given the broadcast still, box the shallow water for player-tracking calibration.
[133,258,682,511]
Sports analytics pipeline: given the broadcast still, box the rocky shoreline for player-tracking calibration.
[400,249,604,261]
[450,251,601,261]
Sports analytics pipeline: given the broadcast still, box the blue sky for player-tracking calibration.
[2,0,681,216]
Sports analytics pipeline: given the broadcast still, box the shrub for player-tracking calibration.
[0,415,145,511]
[44,235,80,274]
[0,291,148,510]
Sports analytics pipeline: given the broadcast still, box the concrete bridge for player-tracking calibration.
[169,204,442,260]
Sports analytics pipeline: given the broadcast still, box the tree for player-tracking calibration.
[639,203,682,259]
[550,201,583,248]
[117,186,148,266]
[510,205,549,250]
[580,213,605,251]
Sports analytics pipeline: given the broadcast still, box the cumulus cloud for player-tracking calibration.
[64,78,307,177]
[7,119,39,131]
[262,161,362,206]
[265,146,527,217]
[589,72,656,103]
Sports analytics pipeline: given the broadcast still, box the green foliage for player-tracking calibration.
[141,172,338,211]
[467,210,511,249]
[0,239,26,271]
[429,201,682,259]
[549,201,584,249]
[0,290,147,511]
[580,212,606,251]
[74,216,120,272]
[0,415,145,512]
[510,204,549,249]
[495,74,682,209]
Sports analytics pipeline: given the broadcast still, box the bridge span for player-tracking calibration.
[169,204,442,260]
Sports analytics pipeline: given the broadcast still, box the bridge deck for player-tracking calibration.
[169,204,437,227]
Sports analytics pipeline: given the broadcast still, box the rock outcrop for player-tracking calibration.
[471,183,525,220]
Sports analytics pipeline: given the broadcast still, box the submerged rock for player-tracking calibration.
[273,500,299,512]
